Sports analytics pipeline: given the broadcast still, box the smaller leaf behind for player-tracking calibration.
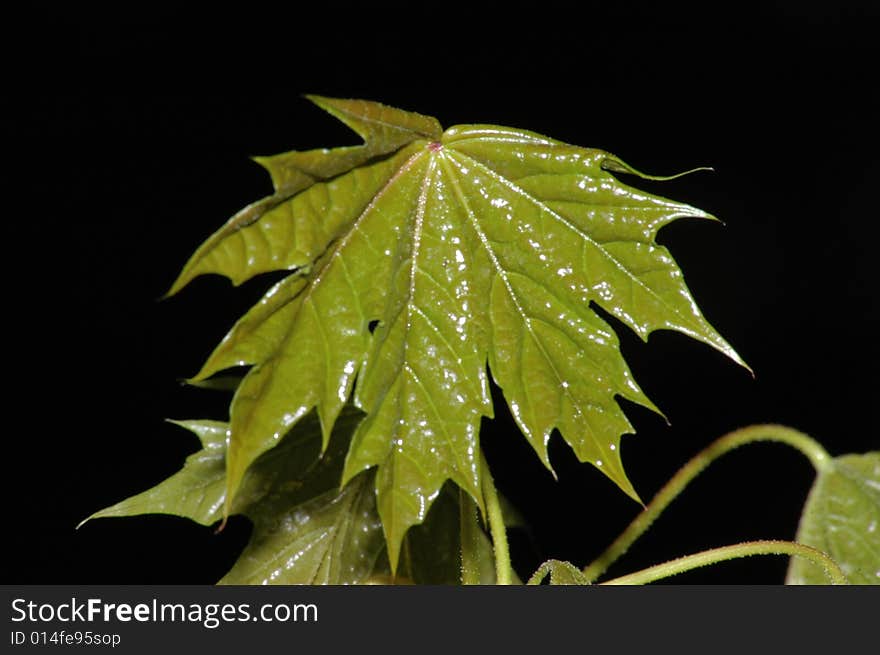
[80,420,229,527]
[82,407,388,584]
[401,484,468,584]
[221,472,383,585]
[786,451,880,585]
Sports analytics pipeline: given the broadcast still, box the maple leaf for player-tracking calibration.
[168,96,746,570]
[82,406,498,584]
[786,451,880,584]
[82,408,388,584]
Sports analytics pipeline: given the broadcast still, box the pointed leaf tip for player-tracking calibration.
[602,155,715,182]
[304,94,443,142]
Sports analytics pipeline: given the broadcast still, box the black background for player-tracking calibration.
[6,3,878,584]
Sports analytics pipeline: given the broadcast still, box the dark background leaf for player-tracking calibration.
[5,3,878,583]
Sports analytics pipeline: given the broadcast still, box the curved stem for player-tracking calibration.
[481,450,513,585]
[582,424,831,583]
[600,540,847,585]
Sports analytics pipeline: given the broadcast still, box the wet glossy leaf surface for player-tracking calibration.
[221,472,383,585]
[786,452,880,585]
[168,97,745,572]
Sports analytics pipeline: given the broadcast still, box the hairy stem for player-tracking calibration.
[583,424,831,583]
[459,488,483,585]
[600,540,847,585]
[481,451,513,585]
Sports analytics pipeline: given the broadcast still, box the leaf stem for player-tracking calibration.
[582,424,831,582]
[459,488,483,585]
[600,540,847,585]
[481,450,514,585]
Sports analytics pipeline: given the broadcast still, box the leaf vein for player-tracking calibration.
[442,153,599,446]
[451,148,704,335]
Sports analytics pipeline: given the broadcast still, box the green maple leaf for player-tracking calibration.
[82,407,496,584]
[83,408,389,584]
[786,451,880,585]
[168,96,746,571]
